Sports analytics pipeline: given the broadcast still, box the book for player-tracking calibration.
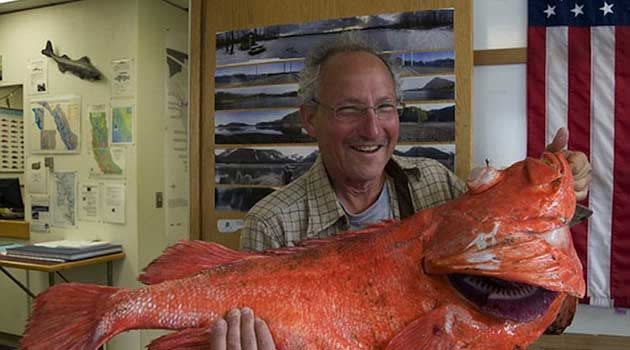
[0,242,24,254]
[11,242,119,255]
[6,242,122,262]
[33,240,110,249]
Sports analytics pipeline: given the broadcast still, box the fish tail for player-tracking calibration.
[41,40,53,57]
[21,283,120,350]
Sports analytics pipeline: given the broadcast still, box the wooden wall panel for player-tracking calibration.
[191,0,473,244]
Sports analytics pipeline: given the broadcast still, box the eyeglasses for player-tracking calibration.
[311,98,402,122]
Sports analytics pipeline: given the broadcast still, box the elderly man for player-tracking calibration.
[210,34,592,349]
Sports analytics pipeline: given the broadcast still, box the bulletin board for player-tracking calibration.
[189,0,472,246]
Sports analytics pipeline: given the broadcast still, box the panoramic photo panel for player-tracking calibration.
[215,108,315,144]
[215,9,454,66]
[395,143,456,171]
[215,146,319,186]
[215,187,276,212]
[215,60,304,88]
[215,84,299,110]
[398,102,455,142]
[400,75,455,102]
[384,50,454,76]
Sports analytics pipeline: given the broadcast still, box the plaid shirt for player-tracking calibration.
[240,155,466,251]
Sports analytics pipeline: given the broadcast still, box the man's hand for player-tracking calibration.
[546,128,592,201]
[210,308,275,350]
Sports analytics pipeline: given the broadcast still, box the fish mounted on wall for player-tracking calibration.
[41,40,102,81]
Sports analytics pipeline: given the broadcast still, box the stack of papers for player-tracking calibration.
[5,240,122,262]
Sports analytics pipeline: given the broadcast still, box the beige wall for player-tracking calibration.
[0,0,188,348]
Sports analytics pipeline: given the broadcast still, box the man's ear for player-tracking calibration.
[300,105,318,137]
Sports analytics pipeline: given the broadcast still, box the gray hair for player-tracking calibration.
[298,32,401,105]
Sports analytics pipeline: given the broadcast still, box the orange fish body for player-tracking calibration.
[21,152,585,350]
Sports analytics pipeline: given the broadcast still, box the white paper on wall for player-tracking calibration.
[101,182,125,224]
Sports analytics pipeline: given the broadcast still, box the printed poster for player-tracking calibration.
[102,183,125,224]
[52,171,77,228]
[79,183,100,222]
[30,194,50,233]
[30,96,81,154]
[87,104,126,177]
[111,103,134,144]
[111,58,134,97]
[165,32,189,239]
[27,58,48,95]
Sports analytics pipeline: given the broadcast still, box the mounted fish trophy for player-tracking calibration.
[41,40,102,81]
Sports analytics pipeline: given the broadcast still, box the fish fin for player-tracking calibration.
[385,305,487,350]
[21,283,119,350]
[41,40,53,57]
[78,56,92,64]
[139,240,263,284]
[148,327,211,350]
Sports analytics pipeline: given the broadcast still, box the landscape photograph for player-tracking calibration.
[395,144,456,171]
[215,187,276,212]
[398,102,455,142]
[400,75,455,102]
[215,84,298,110]
[215,60,304,88]
[216,10,453,66]
[215,108,315,144]
[385,50,454,76]
[215,146,318,186]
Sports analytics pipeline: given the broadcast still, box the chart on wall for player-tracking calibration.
[30,96,81,154]
[52,171,77,228]
[87,104,126,177]
[213,9,456,213]
[0,108,24,172]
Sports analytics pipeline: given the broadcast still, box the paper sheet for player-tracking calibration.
[102,183,125,224]
[30,194,50,233]
[79,183,100,222]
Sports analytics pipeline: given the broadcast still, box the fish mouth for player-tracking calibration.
[448,274,559,322]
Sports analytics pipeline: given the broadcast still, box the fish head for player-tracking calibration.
[424,151,585,322]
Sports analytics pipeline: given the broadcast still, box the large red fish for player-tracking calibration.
[21,152,585,350]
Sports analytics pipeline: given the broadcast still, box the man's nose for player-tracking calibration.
[359,108,381,137]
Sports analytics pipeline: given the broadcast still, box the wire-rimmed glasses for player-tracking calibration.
[311,98,403,123]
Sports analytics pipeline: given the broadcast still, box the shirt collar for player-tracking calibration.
[305,156,413,235]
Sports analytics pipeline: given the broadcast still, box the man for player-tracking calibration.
[210,34,592,349]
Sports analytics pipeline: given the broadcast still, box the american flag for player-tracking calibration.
[527,0,630,308]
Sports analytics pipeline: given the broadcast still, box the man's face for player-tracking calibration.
[301,51,399,185]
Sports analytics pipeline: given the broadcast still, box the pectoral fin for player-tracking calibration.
[385,305,488,350]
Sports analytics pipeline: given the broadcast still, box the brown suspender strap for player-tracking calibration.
[385,160,414,219]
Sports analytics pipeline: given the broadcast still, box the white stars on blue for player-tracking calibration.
[530,0,630,27]
[545,4,557,17]
[571,3,585,17]
[600,1,614,15]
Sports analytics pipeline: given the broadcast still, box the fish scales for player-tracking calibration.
[21,152,585,350]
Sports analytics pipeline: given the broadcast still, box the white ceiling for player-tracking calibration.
[0,0,189,15]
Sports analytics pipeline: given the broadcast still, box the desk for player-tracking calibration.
[0,252,125,298]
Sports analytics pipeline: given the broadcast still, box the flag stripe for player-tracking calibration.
[546,27,569,145]
[567,26,591,291]
[612,26,630,308]
[588,26,616,307]
[527,26,547,157]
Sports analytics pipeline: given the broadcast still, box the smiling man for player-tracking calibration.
[240,34,465,251]
[212,33,592,349]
